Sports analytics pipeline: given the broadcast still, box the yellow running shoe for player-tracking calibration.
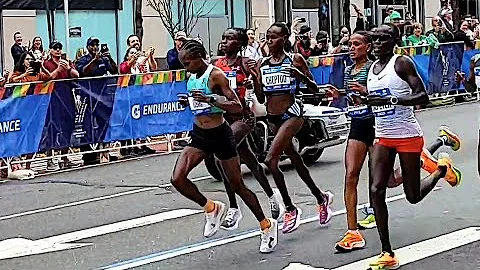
[335,231,366,252]
[439,126,461,151]
[369,251,400,269]
[437,152,462,187]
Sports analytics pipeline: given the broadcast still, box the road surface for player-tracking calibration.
[0,102,478,270]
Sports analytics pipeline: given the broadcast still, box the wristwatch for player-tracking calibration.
[209,95,217,104]
[390,96,399,105]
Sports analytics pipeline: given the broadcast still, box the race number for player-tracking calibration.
[347,104,370,117]
[225,71,237,91]
[188,96,211,112]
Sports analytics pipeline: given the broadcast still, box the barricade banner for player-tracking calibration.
[309,53,352,89]
[104,73,192,141]
[0,83,52,157]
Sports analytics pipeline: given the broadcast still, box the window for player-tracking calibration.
[378,0,407,5]
[292,0,320,9]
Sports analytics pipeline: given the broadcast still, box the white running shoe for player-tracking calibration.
[220,208,243,231]
[269,188,285,221]
[203,201,226,238]
[260,218,278,253]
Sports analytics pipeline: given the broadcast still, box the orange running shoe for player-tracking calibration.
[437,152,462,187]
[421,148,438,174]
[369,251,400,269]
[335,231,366,252]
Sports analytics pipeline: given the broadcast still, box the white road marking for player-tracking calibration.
[283,226,480,270]
[0,175,212,221]
[100,188,441,270]
[0,209,202,260]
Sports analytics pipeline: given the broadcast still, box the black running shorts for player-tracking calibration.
[348,117,376,146]
[189,121,238,160]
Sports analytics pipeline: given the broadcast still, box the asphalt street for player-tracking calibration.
[0,102,478,270]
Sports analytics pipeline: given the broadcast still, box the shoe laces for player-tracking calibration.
[224,209,236,222]
[318,204,328,220]
[284,210,296,224]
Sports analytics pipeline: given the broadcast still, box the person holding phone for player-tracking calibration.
[43,41,79,80]
[76,37,118,77]
[173,39,278,253]
[9,51,50,83]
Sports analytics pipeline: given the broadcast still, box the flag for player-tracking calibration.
[12,83,30,98]
[117,75,132,87]
[34,81,54,95]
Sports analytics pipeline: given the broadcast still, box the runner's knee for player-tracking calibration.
[370,182,386,200]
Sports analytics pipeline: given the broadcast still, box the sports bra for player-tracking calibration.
[214,56,248,99]
[186,64,224,116]
[259,53,297,96]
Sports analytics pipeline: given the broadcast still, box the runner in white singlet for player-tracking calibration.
[363,25,463,269]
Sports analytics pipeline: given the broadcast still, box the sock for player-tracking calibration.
[348,229,360,235]
[260,218,271,231]
[439,135,448,144]
[204,200,216,213]
[285,205,296,212]
[365,207,375,215]
[438,165,448,178]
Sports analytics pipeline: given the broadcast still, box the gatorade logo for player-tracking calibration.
[131,104,141,120]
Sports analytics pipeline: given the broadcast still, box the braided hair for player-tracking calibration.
[180,39,208,59]
[268,22,291,37]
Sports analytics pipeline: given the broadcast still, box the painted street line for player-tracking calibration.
[283,226,480,270]
[0,209,202,260]
[99,188,441,270]
[0,175,212,221]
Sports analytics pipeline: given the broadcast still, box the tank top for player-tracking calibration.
[186,64,224,116]
[214,56,248,99]
[367,55,423,138]
[214,56,254,121]
[260,53,297,95]
[344,61,373,119]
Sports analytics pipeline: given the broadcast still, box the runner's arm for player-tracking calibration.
[209,68,243,114]
[395,55,429,106]
[293,53,318,93]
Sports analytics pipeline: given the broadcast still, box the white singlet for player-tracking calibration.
[367,54,423,139]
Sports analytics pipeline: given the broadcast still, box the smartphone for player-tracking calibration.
[30,61,41,75]
[299,18,306,23]
[101,43,108,53]
[61,53,67,60]
[259,32,266,41]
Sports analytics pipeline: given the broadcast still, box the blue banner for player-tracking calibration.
[0,95,50,157]
[104,81,193,141]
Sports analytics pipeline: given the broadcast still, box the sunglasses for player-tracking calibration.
[52,46,62,50]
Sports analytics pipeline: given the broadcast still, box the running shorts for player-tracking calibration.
[375,137,424,153]
[348,117,376,146]
[267,99,304,127]
[189,121,238,160]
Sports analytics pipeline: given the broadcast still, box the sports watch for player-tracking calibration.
[389,96,399,105]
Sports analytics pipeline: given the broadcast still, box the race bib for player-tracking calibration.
[475,67,480,88]
[347,104,370,118]
[371,105,395,117]
[188,96,211,113]
[261,66,291,92]
[370,88,395,118]
[225,71,237,91]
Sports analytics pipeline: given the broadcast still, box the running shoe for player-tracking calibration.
[318,191,334,226]
[282,207,302,234]
[369,251,400,269]
[421,148,438,174]
[358,214,377,229]
[439,126,461,151]
[260,218,278,253]
[220,208,242,231]
[335,231,366,252]
[437,152,462,187]
[204,201,226,238]
[269,188,285,221]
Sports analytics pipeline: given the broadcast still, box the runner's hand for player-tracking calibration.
[326,85,340,99]
[177,94,189,106]
[191,91,210,103]
[246,59,258,77]
[348,81,368,95]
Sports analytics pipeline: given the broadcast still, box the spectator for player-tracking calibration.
[454,20,475,47]
[0,70,9,87]
[294,25,314,59]
[120,47,142,74]
[75,37,118,77]
[384,7,395,24]
[425,16,454,43]
[11,32,26,66]
[9,51,50,83]
[311,30,333,56]
[332,25,350,53]
[352,3,368,32]
[42,40,80,170]
[43,41,80,80]
[439,8,454,34]
[29,36,47,61]
[242,29,264,60]
[166,31,186,70]
[74,48,87,66]
[403,23,438,47]
[126,34,158,72]
[388,11,402,28]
